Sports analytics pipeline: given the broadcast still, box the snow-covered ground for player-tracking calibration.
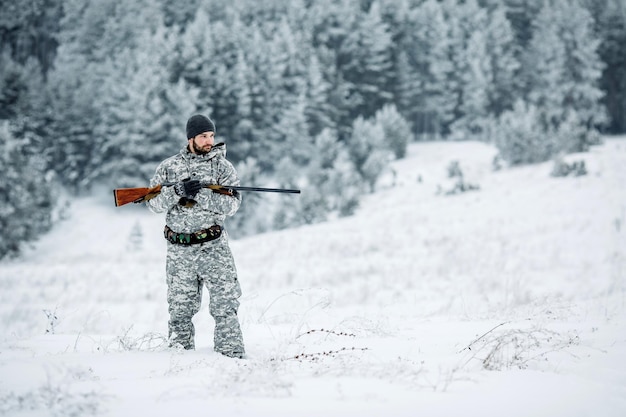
[1,138,625,416]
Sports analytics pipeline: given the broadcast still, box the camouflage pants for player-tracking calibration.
[165,234,245,357]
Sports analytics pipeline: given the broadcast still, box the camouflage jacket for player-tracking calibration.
[147,143,241,233]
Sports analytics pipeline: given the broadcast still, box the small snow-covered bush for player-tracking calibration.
[347,117,393,192]
[551,157,588,177]
[459,322,580,371]
[438,160,480,196]
[493,101,557,165]
[375,104,413,159]
[114,326,168,351]
[493,101,601,167]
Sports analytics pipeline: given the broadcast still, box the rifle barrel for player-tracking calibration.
[224,185,301,194]
[162,182,300,193]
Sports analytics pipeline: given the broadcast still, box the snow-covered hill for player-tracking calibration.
[1,139,625,416]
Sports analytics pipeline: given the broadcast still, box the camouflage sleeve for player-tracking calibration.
[195,159,242,217]
[146,162,178,214]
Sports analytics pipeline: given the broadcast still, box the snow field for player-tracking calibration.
[1,139,625,416]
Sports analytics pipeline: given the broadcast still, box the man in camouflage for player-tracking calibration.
[146,114,245,358]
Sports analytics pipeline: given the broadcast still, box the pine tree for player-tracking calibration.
[448,3,519,140]
[0,53,41,121]
[275,92,314,170]
[304,53,334,136]
[229,49,255,163]
[524,0,605,153]
[584,0,626,133]
[374,104,413,159]
[340,0,394,120]
[443,0,495,139]
[0,121,56,259]
[201,17,250,155]
[400,0,455,138]
[485,5,520,118]
[309,0,360,140]
[126,221,144,253]
[311,129,361,217]
[451,27,492,138]
[523,9,566,128]
[268,17,315,163]
[178,8,224,115]
[243,24,292,168]
[501,0,543,51]
[377,0,410,110]
[44,54,101,188]
[347,116,392,192]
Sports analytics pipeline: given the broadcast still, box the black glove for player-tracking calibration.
[174,178,202,198]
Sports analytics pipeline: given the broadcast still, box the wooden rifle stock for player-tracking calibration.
[113,183,300,207]
[113,184,164,207]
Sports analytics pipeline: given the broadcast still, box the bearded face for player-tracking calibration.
[189,131,215,155]
[192,137,212,155]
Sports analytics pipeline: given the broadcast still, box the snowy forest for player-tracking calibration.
[1,0,625,258]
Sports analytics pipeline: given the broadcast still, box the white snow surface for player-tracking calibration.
[1,139,625,416]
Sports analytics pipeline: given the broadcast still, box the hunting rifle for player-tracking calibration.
[113,182,301,207]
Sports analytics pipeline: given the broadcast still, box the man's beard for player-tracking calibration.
[192,139,212,155]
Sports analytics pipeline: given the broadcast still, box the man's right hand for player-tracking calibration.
[174,178,203,198]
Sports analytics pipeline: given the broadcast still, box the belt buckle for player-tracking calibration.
[208,226,218,238]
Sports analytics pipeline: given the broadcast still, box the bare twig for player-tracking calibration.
[287,347,369,361]
[43,307,59,335]
[296,328,356,339]
[457,321,510,353]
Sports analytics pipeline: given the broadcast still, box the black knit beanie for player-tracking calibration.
[186,114,215,139]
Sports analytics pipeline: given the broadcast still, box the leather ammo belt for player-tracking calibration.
[163,225,222,245]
